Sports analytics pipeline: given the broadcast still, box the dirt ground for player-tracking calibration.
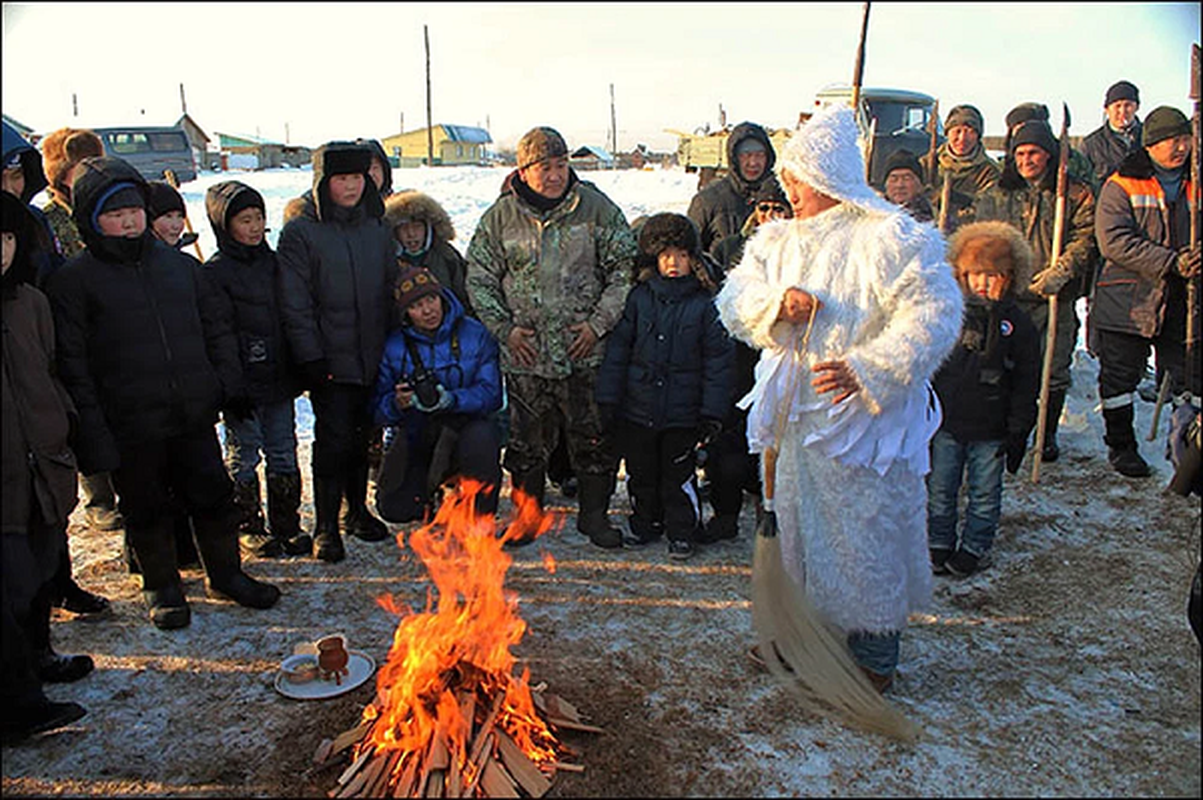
[2,352,1200,798]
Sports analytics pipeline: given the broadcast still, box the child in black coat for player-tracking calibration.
[928,221,1041,577]
[596,213,734,559]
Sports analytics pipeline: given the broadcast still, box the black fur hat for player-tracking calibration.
[638,212,702,262]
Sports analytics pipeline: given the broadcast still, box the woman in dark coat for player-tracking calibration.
[1,191,91,740]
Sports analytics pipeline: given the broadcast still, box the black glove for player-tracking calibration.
[223,394,256,423]
[756,508,778,539]
[298,359,330,388]
[699,417,723,445]
[1003,436,1026,475]
[597,403,616,434]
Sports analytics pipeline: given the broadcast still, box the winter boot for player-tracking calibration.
[697,513,740,544]
[233,475,284,558]
[1041,389,1066,463]
[342,459,389,542]
[576,474,623,549]
[192,504,281,609]
[1104,404,1151,478]
[502,468,547,548]
[268,471,311,556]
[313,473,347,563]
[126,518,190,629]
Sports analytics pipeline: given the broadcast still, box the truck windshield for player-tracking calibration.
[865,101,936,135]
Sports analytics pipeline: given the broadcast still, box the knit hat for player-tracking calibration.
[1141,106,1190,147]
[90,181,144,231]
[1010,120,1057,155]
[1104,80,1140,108]
[224,185,264,228]
[776,104,895,214]
[883,149,923,181]
[40,127,104,198]
[394,265,442,309]
[1005,102,1049,131]
[945,104,984,135]
[146,181,185,221]
[516,126,568,170]
[946,221,1034,284]
[638,212,702,261]
[752,176,789,206]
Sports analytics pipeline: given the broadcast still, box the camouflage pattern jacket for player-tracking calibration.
[43,199,85,260]
[974,170,1097,307]
[931,141,1001,200]
[466,179,636,379]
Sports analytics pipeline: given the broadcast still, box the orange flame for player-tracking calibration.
[365,478,563,766]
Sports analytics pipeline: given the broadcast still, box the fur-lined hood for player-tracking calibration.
[946,220,1034,293]
[382,190,456,242]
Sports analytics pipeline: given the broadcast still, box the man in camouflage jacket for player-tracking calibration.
[466,126,636,548]
[975,119,1097,463]
[929,104,1001,228]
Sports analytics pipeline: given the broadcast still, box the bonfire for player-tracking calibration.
[310,479,602,798]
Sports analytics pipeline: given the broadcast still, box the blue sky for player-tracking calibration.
[3,2,1199,152]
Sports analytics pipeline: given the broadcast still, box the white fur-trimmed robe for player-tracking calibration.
[716,203,963,634]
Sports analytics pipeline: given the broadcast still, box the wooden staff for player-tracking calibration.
[1187,43,1200,397]
[163,169,204,261]
[927,98,940,188]
[1031,103,1071,484]
[937,172,952,235]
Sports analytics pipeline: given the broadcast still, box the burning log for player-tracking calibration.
[313,479,599,798]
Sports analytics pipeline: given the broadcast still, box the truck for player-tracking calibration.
[670,85,942,191]
[91,125,198,184]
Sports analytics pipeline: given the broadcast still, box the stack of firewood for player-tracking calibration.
[310,682,601,798]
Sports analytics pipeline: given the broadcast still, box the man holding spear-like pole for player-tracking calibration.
[718,2,961,738]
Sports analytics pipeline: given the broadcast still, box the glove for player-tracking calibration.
[1003,436,1027,475]
[597,403,616,434]
[699,418,723,445]
[756,509,778,539]
[223,394,255,422]
[412,384,454,413]
[1176,247,1201,279]
[1029,267,1071,297]
[298,359,330,388]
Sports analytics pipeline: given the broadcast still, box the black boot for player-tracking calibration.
[576,474,623,549]
[233,475,283,558]
[1104,404,1151,478]
[37,648,94,683]
[192,505,281,609]
[127,518,190,629]
[51,549,110,615]
[268,471,311,556]
[697,513,740,544]
[1041,389,1066,462]
[342,459,389,542]
[313,473,346,562]
[502,467,547,548]
[2,699,87,743]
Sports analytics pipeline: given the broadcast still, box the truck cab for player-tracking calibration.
[92,126,198,184]
[813,85,942,188]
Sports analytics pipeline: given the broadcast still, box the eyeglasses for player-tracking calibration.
[757,203,788,214]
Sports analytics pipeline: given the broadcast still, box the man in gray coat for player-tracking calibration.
[687,121,776,257]
[1082,80,1144,191]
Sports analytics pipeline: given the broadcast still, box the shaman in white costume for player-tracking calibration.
[716,105,963,638]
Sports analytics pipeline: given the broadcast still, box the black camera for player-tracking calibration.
[410,365,441,408]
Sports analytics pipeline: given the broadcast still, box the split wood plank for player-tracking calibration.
[391,754,421,798]
[424,770,445,798]
[544,694,581,723]
[546,718,605,734]
[545,761,585,773]
[332,721,376,757]
[338,748,374,786]
[494,732,551,798]
[446,750,463,798]
[460,732,495,798]
[466,694,504,766]
[367,749,403,799]
[314,738,335,765]
[478,758,520,798]
[338,750,387,798]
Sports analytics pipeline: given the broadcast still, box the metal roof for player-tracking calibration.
[815,85,936,104]
[441,125,491,144]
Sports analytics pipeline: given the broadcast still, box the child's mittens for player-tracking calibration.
[1003,435,1027,475]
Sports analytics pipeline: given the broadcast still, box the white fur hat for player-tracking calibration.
[776,104,894,213]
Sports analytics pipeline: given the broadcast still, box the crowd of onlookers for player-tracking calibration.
[2,74,1198,740]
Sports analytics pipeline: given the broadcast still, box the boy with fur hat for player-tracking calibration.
[929,222,1041,577]
[373,266,502,523]
[384,189,472,316]
[206,180,308,558]
[596,213,733,559]
[45,156,279,629]
[277,141,396,562]
[2,191,93,741]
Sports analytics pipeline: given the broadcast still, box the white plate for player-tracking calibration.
[274,650,376,700]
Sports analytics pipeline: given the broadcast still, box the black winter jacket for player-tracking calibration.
[932,294,1040,447]
[687,122,776,257]
[205,182,302,406]
[46,157,244,474]
[596,272,734,431]
[276,145,397,386]
[1081,119,1142,189]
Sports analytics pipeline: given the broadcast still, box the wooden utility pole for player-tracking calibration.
[179,83,187,114]
[425,25,434,167]
[609,83,617,158]
[72,93,78,117]
[285,122,290,145]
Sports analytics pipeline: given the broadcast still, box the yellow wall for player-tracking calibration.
[381,126,485,165]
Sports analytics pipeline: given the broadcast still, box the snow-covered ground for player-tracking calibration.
[4,165,1198,798]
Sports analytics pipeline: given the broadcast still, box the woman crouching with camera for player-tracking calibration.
[373,266,503,523]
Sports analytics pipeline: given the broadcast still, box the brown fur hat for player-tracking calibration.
[383,190,456,243]
[946,221,1034,288]
[41,127,104,202]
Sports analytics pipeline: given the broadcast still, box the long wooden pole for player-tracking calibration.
[849,2,871,113]
[1032,104,1072,484]
[927,98,940,188]
[1187,43,1200,397]
[425,25,434,167]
